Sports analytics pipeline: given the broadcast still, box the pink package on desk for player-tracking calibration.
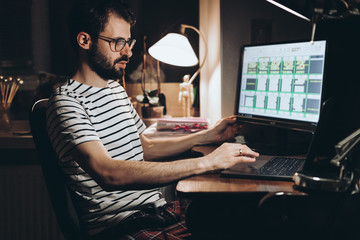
[156,118,209,132]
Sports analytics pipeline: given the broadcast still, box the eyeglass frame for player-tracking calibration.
[97,35,136,52]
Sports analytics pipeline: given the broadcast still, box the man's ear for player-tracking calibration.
[77,32,92,50]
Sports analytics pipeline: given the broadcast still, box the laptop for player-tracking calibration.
[221,95,337,181]
[221,85,360,181]
[221,155,305,181]
[221,40,330,181]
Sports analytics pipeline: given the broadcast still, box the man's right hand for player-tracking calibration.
[201,143,259,172]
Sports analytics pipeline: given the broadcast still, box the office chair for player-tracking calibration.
[29,99,84,240]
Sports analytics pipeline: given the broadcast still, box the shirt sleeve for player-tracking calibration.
[122,88,147,135]
[46,94,100,159]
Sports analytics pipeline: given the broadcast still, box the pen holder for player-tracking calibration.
[0,76,23,131]
[0,106,11,132]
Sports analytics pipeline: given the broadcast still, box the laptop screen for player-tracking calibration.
[236,40,327,133]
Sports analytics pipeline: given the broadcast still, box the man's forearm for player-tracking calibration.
[141,131,209,160]
[74,140,257,192]
[95,156,209,191]
[73,140,210,191]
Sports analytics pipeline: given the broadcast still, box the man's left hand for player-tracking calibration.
[199,116,240,144]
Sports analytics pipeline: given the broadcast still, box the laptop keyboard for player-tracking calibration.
[259,157,305,176]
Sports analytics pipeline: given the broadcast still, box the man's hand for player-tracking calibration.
[199,116,240,145]
[201,142,259,172]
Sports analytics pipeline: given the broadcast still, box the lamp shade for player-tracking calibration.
[148,33,199,67]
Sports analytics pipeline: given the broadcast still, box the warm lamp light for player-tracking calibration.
[148,24,207,117]
[148,33,198,67]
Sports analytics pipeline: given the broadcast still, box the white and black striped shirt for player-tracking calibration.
[46,79,163,235]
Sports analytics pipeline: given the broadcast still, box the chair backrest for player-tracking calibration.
[29,99,84,240]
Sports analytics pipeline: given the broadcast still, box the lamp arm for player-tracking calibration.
[181,24,208,85]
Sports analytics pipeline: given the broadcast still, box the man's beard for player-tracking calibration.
[87,43,128,80]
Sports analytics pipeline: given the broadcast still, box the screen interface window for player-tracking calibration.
[238,40,326,124]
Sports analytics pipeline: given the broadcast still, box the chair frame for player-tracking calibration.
[30,99,84,240]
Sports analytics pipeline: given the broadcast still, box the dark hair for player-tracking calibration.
[68,0,136,51]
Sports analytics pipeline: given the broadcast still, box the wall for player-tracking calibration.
[220,0,312,117]
[199,0,222,125]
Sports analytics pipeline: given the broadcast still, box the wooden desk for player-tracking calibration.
[0,120,34,149]
[175,146,349,240]
[176,145,304,198]
[0,120,38,165]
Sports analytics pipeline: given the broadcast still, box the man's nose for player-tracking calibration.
[121,43,132,58]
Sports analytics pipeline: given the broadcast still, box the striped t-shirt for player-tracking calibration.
[46,79,163,235]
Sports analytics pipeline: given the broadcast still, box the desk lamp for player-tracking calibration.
[148,24,207,117]
[266,0,359,41]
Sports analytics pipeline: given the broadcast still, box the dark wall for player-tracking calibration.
[48,0,75,77]
[220,0,312,116]
[0,0,33,75]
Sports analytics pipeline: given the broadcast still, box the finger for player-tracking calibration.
[237,147,243,156]
[236,145,259,157]
[235,156,256,163]
[226,115,237,120]
[242,144,259,153]
[243,149,260,157]
[223,116,237,125]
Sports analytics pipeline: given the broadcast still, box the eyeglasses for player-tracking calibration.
[98,35,136,52]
